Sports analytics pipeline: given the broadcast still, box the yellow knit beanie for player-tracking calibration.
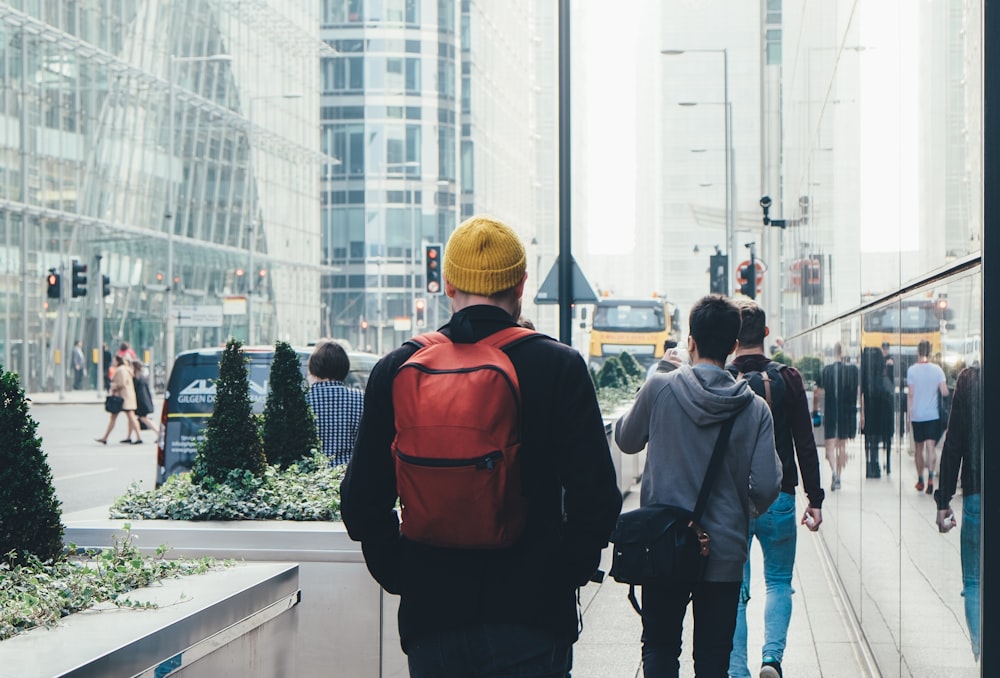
[443,215,526,296]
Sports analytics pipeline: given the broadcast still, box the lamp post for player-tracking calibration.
[245,92,303,346]
[661,48,732,285]
[166,53,231,374]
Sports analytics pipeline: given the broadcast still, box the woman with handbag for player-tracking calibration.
[95,355,142,444]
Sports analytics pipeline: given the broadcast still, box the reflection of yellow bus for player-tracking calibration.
[588,298,681,368]
[861,299,942,372]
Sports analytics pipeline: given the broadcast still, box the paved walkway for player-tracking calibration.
[572,486,877,678]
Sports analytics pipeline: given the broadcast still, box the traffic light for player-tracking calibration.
[101,274,111,297]
[71,259,88,297]
[709,254,728,295]
[46,269,61,299]
[425,243,443,295]
[739,264,756,299]
[415,298,426,328]
[360,318,369,332]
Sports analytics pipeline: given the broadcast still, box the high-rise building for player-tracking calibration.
[0,1,326,391]
[320,0,556,349]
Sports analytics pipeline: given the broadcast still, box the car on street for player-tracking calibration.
[156,345,378,487]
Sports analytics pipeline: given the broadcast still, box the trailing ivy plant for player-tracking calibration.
[191,338,266,484]
[111,452,345,521]
[0,525,230,642]
[0,365,64,565]
[262,341,319,468]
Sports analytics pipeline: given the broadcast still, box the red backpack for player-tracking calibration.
[392,326,542,549]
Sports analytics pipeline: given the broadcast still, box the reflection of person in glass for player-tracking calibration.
[906,339,948,495]
[860,347,894,478]
[813,342,858,491]
[933,365,980,662]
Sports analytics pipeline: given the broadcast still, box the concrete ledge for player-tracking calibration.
[0,562,299,678]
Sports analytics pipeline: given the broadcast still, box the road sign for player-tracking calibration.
[735,259,766,285]
[174,305,224,327]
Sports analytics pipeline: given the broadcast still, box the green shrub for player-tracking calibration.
[111,453,344,521]
[262,341,319,468]
[617,352,645,380]
[771,349,793,366]
[0,366,63,564]
[597,356,629,390]
[794,355,824,387]
[191,339,266,485]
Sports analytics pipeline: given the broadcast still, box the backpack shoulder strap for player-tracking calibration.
[729,363,774,408]
[404,331,450,350]
[476,326,545,352]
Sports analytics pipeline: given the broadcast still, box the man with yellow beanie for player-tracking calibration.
[342,215,622,677]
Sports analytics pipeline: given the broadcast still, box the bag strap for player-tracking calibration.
[405,326,542,352]
[691,415,737,523]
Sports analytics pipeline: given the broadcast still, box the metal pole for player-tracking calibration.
[247,97,255,345]
[558,0,573,345]
[165,56,176,377]
[20,28,29,387]
[96,254,104,398]
[723,49,733,287]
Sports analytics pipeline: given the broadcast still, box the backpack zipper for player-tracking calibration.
[396,449,503,470]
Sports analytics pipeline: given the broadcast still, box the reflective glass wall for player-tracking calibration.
[777,2,983,674]
[0,0,322,391]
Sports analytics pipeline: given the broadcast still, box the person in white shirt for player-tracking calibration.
[905,339,949,495]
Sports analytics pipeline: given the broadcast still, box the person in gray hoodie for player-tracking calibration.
[615,294,782,677]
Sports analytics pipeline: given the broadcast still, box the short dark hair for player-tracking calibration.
[917,339,932,357]
[308,341,350,381]
[688,294,741,363]
[735,299,767,348]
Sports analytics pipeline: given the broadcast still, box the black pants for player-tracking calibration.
[640,578,741,678]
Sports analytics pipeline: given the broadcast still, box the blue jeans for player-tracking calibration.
[406,622,572,677]
[961,493,981,661]
[640,578,741,677]
[728,491,797,677]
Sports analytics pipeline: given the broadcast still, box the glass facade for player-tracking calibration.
[0,0,323,391]
[320,0,556,349]
[654,1,984,674]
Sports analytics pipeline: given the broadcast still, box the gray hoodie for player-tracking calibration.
[615,363,782,582]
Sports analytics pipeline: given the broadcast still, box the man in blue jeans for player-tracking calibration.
[728,301,825,678]
[934,365,980,662]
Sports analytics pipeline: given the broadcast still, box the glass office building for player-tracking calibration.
[320,0,557,349]
[0,0,324,391]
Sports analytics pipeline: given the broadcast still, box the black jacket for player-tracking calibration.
[730,354,825,508]
[341,305,622,648]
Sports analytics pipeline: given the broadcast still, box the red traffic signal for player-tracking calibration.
[425,244,443,295]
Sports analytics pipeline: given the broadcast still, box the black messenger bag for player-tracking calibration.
[609,416,736,614]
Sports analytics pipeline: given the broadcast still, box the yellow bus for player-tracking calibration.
[588,298,681,368]
[861,299,943,374]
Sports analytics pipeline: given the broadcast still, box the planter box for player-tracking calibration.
[0,562,299,677]
[62,510,407,678]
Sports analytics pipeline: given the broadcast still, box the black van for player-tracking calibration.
[155,346,378,487]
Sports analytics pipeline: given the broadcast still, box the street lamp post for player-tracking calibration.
[661,48,732,285]
[166,53,230,374]
[245,92,303,346]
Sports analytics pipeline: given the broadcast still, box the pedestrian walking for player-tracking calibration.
[96,355,141,444]
[131,359,158,435]
[813,342,859,490]
[906,339,949,495]
[860,346,895,477]
[615,294,781,676]
[341,215,622,677]
[305,340,364,466]
[726,300,824,678]
[933,364,981,662]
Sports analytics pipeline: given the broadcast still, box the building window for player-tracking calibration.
[406,57,421,92]
[322,0,364,24]
[325,124,366,176]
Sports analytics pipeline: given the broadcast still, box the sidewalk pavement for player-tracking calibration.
[572,486,878,678]
[27,389,107,405]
